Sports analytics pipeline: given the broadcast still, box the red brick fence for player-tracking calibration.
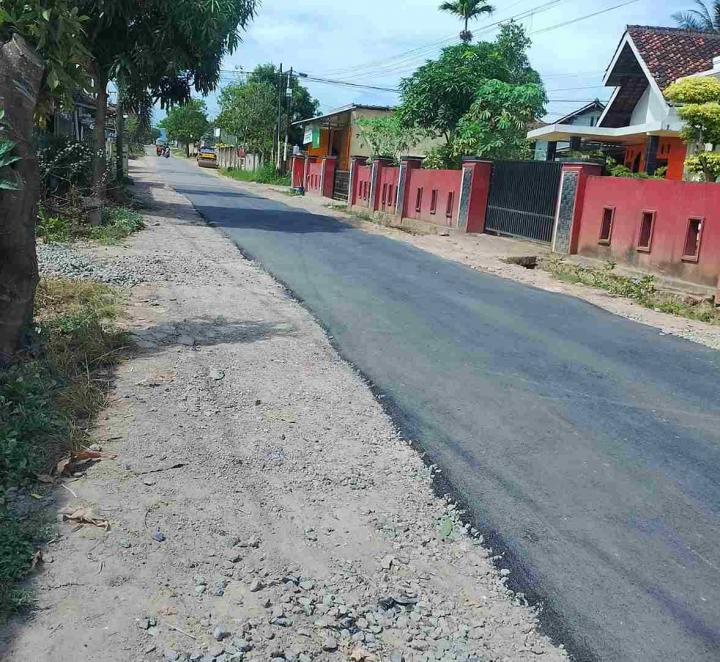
[290,153,720,299]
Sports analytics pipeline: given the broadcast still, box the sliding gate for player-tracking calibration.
[484,160,563,243]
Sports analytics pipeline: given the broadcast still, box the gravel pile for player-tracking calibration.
[38,242,146,286]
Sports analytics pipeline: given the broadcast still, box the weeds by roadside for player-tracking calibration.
[38,205,145,245]
[541,257,720,325]
[0,278,127,618]
[220,164,290,186]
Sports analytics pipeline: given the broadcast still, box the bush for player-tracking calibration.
[221,163,290,186]
[37,204,145,245]
[37,136,94,197]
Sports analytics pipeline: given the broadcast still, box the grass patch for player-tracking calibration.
[220,164,290,186]
[0,277,127,618]
[541,257,720,325]
[38,205,144,245]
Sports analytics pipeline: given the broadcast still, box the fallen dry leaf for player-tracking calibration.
[30,550,44,570]
[349,648,377,661]
[37,474,55,484]
[54,450,118,476]
[61,507,109,530]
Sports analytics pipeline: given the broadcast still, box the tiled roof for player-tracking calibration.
[627,25,720,89]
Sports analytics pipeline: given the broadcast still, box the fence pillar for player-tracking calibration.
[396,156,423,218]
[552,162,603,255]
[348,155,368,206]
[457,158,493,233]
[290,155,305,189]
[320,156,337,198]
[368,157,394,212]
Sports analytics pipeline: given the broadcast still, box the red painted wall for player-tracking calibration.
[305,161,323,195]
[377,166,400,214]
[405,168,461,227]
[576,176,720,287]
[354,165,372,206]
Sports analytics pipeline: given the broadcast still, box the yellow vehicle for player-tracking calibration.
[197,147,218,168]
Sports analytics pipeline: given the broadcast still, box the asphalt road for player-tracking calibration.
[157,155,720,662]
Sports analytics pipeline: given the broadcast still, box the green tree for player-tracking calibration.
[216,81,277,158]
[439,0,494,43]
[673,0,720,31]
[665,77,720,181]
[75,0,256,195]
[0,2,90,362]
[397,23,543,148]
[355,114,427,161]
[247,64,319,147]
[159,100,210,156]
[453,80,546,159]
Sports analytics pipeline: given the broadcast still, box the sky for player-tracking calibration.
[164,0,683,124]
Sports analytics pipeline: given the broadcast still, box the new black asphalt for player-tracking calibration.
[157,156,720,662]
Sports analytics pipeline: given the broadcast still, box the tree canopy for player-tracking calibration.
[158,99,210,153]
[397,23,543,145]
[355,114,427,161]
[453,80,545,159]
[216,80,276,157]
[665,77,720,181]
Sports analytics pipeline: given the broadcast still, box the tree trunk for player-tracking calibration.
[92,70,108,201]
[115,91,124,182]
[0,35,44,364]
[185,142,190,158]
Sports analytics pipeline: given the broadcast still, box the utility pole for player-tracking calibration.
[275,63,283,171]
[115,88,124,183]
[283,67,293,168]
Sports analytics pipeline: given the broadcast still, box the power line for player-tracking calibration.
[531,0,641,35]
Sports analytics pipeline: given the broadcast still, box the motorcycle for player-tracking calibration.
[163,147,170,158]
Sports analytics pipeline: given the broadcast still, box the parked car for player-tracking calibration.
[197,147,218,168]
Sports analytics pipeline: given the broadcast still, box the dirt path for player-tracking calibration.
[0,157,567,662]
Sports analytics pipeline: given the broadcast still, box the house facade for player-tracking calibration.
[528,26,720,180]
[534,100,605,160]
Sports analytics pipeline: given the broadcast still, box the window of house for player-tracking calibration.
[637,210,655,252]
[446,192,455,219]
[430,189,438,214]
[599,207,614,245]
[415,187,423,213]
[682,217,703,262]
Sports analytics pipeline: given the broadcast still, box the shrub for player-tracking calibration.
[37,136,94,197]
[221,164,290,186]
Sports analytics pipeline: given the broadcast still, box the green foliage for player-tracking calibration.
[0,112,20,191]
[686,152,720,181]
[246,64,319,146]
[159,99,209,148]
[0,508,37,616]
[453,79,545,159]
[439,0,494,42]
[397,22,543,148]
[606,157,667,179]
[37,137,94,196]
[221,164,290,186]
[37,205,144,244]
[355,114,426,161]
[216,81,277,156]
[543,258,720,324]
[423,144,461,170]
[665,76,720,181]
[672,0,720,32]
[0,1,91,109]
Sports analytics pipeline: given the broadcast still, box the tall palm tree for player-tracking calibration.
[439,0,494,43]
[673,0,720,32]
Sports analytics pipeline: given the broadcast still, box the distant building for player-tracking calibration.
[533,100,605,160]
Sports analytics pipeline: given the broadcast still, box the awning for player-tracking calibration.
[527,121,679,144]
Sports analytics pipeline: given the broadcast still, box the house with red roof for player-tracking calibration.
[528,26,720,180]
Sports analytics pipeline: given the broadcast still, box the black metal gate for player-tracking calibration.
[333,170,350,201]
[484,161,563,243]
